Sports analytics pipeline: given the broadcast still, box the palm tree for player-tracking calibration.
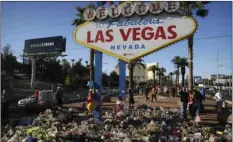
[157,67,166,86]
[85,60,88,67]
[147,65,159,84]
[179,2,210,92]
[127,59,145,89]
[171,56,182,85]
[72,3,97,84]
[169,72,174,85]
[174,70,179,87]
[160,67,166,86]
[71,59,75,67]
[164,75,170,86]
[179,57,189,87]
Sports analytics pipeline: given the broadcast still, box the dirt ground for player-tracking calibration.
[5,95,232,126]
[64,95,232,125]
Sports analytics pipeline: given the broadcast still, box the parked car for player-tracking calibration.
[18,95,36,106]
[18,90,56,107]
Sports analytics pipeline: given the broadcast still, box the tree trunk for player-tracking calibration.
[182,73,185,87]
[177,66,180,86]
[153,71,156,85]
[181,66,186,87]
[175,74,178,96]
[159,75,161,86]
[129,66,134,89]
[171,75,173,85]
[90,49,94,83]
[162,76,165,86]
[188,35,194,92]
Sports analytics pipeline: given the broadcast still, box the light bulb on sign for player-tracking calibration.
[83,8,96,21]
[149,2,164,14]
[134,2,149,16]
[96,6,108,20]
[163,2,180,13]
[121,3,135,17]
[108,5,121,19]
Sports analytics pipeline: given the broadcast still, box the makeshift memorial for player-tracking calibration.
[1,106,232,142]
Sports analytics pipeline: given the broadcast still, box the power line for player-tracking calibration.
[2,6,74,26]
[195,35,232,40]
[2,21,72,38]
[2,2,73,22]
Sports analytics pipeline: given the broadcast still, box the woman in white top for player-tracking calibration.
[214,90,222,111]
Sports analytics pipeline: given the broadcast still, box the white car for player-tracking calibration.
[18,95,36,106]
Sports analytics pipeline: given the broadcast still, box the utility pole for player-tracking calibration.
[31,56,36,89]
[216,49,219,89]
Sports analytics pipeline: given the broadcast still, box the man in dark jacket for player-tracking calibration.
[56,87,63,108]
[180,87,189,119]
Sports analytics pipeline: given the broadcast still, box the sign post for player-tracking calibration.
[94,1,104,118]
[119,60,126,98]
[24,36,66,89]
[74,1,197,118]
[94,50,103,116]
[30,56,36,89]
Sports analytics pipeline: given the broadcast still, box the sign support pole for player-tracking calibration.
[30,56,36,89]
[119,60,126,99]
[93,1,104,119]
[94,51,103,118]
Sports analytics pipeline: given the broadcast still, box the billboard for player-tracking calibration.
[73,2,197,62]
[24,36,66,55]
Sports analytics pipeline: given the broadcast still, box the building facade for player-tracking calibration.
[210,74,225,80]
[115,62,159,82]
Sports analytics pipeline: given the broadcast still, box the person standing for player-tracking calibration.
[151,85,158,102]
[128,88,134,108]
[180,87,189,119]
[200,87,206,111]
[188,90,194,117]
[192,88,202,119]
[214,90,222,111]
[34,88,40,102]
[144,85,149,101]
[2,89,9,119]
[56,87,63,108]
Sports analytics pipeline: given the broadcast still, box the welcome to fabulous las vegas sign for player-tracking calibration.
[73,2,197,62]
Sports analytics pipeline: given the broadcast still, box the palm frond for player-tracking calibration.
[196,9,209,18]
[75,7,85,13]
[180,57,189,67]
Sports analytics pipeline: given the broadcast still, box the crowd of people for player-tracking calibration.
[1,81,228,125]
[126,83,227,123]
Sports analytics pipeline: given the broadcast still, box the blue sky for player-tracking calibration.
[1,1,232,77]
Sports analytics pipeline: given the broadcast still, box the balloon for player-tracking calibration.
[87,101,98,112]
